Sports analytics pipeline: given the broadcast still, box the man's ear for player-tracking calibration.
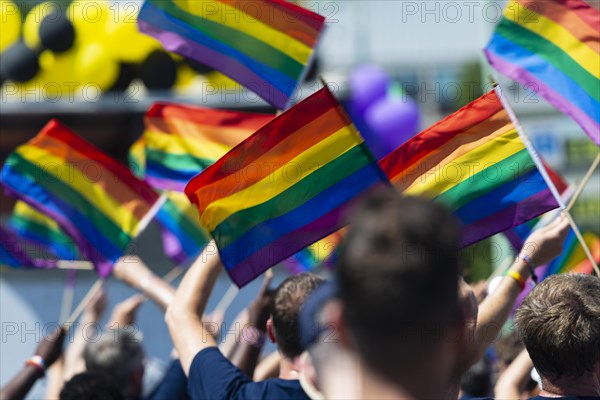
[266,318,276,343]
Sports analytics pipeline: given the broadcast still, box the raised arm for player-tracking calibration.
[113,256,176,312]
[494,348,534,399]
[165,242,223,374]
[462,215,570,369]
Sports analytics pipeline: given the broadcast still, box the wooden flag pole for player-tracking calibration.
[565,152,600,213]
[62,279,104,326]
[56,260,93,270]
[494,83,599,276]
[59,269,77,324]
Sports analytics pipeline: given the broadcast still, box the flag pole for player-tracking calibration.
[59,269,77,324]
[494,83,599,275]
[62,279,104,326]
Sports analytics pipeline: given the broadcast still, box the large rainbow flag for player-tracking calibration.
[484,0,600,146]
[185,87,389,286]
[379,89,560,247]
[9,200,79,260]
[137,0,326,109]
[136,102,273,192]
[0,120,162,277]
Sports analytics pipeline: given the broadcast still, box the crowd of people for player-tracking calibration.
[1,189,598,400]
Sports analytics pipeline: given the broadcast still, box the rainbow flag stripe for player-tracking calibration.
[504,163,571,250]
[9,201,79,260]
[0,226,34,268]
[284,231,342,274]
[137,0,326,109]
[0,120,161,277]
[484,0,600,146]
[185,87,388,286]
[543,230,599,278]
[139,102,273,192]
[379,90,560,247]
[155,191,211,264]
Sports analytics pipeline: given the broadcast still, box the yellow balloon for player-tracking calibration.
[68,0,109,46]
[74,42,118,91]
[18,49,81,101]
[22,2,60,50]
[105,5,160,63]
[0,0,21,52]
[174,62,198,93]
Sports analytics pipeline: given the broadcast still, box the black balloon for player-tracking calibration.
[39,11,76,53]
[107,63,137,92]
[140,50,177,90]
[0,42,40,82]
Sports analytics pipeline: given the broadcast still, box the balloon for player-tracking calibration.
[0,41,40,82]
[23,2,60,50]
[68,0,109,46]
[349,65,390,116]
[74,42,118,91]
[363,95,421,158]
[140,50,177,90]
[39,10,75,52]
[107,63,136,92]
[105,5,161,63]
[0,0,21,52]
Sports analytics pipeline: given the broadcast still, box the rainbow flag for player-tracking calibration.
[0,120,162,277]
[185,87,389,286]
[137,0,326,109]
[9,201,80,260]
[136,102,273,192]
[379,89,560,247]
[0,226,35,268]
[484,0,600,146]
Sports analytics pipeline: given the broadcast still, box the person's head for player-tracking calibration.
[336,190,462,393]
[515,274,600,387]
[459,357,492,398]
[268,272,325,359]
[60,371,124,400]
[494,328,524,372]
[84,329,145,399]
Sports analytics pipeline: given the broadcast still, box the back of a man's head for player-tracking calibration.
[337,190,461,379]
[84,329,144,397]
[272,272,325,359]
[60,371,124,400]
[515,274,600,381]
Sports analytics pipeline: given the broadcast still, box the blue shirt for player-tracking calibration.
[188,347,310,400]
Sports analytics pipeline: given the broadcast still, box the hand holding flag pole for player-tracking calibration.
[493,82,599,276]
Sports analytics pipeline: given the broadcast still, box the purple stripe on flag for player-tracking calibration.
[145,176,187,193]
[460,188,558,248]
[138,20,290,109]
[227,205,346,287]
[485,50,600,146]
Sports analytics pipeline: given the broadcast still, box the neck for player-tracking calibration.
[359,360,451,400]
[540,372,600,397]
[279,356,300,380]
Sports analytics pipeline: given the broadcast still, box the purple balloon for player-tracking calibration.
[349,65,390,116]
[364,95,421,158]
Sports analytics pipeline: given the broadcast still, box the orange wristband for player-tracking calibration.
[507,270,525,290]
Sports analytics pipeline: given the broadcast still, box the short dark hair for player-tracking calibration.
[60,371,124,400]
[515,274,600,380]
[84,329,144,391]
[460,357,492,397]
[337,190,461,377]
[272,272,325,358]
